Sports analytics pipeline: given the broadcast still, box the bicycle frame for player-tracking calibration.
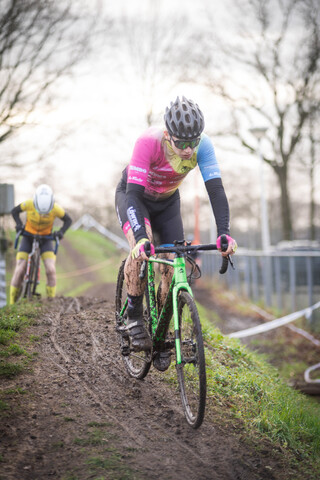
[147,254,192,364]
[24,237,41,288]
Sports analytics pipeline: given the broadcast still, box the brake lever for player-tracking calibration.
[227,254,235,270]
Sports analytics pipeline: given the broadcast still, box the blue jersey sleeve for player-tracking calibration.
[197,134,221,182]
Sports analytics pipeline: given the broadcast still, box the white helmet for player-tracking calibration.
[33,184,54,214]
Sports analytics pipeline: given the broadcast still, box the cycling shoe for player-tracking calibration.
[153,351,171,371]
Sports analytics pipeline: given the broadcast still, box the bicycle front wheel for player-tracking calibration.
[115,260,151,380]
[31,251,40,297]
[176,290,206,429]
[19,256,36,301]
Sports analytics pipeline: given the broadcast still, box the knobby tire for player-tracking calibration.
[31,251,40,297]
[26,255,36,300]
[176,290,206,429]
[18,256,35,301]
[115,260,151,380]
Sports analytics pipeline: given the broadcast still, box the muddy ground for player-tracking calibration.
[1,240,319,480]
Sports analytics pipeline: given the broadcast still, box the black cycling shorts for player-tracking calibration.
[19,235,53,254]
[115,178,184,245]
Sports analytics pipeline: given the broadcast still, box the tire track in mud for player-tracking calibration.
[1,296,292,480]
[45,297,213,468]
[44,298,139,441]
[26,295,283,480]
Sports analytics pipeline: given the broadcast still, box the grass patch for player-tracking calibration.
[0,302,39,336]
[0,361,24,378]
[0,399,10,413]
[63,417,75,422]
[74,426,114,447]
[0,302,42,415]
[198,306,320,475]
[0,302,42,377]
[86,454,137,479]
[161,300,320,477]
[73,423,138,480]
[0,386,28,414]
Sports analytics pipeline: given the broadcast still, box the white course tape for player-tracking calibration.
[304,363,320,384]
[228,300,320,339]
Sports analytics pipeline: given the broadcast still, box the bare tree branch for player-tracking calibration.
[0,0,100,152]
[196,0,320,240]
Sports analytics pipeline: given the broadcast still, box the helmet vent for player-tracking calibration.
[164,96,204,140]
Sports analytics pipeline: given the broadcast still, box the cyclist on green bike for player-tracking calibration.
[9,184,72,304]
[115,96,237,363]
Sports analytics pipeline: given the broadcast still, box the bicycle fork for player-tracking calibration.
[172,257,193,365]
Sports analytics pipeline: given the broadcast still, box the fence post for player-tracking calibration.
[250,256,259,302]
[306,256,314,327]
[0,252,6,308]
[262,255,272,307]
[244,256,251,298]
[0,184,15,307]
[274,256,282,310]
[289,256,296,312]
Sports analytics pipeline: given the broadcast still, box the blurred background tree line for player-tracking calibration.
[1,0,319,247]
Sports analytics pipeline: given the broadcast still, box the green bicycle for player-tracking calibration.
[115,236,231,429]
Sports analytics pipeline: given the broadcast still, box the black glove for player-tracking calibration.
[15,223,24,233]
[54,230,64,240]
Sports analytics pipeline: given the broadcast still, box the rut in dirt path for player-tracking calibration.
[0,295,292,480]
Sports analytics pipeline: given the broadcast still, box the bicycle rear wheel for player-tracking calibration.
[115,260,152,380]
[176,290,206,429]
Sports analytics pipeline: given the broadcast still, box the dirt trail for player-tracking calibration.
[2,295,292,480]
[0,240,311,479]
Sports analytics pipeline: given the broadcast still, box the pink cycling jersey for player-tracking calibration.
[127,127,221,200]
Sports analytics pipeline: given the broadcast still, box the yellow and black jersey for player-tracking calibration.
[20,199,66,235]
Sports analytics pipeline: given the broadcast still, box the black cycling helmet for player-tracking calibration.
[164,96,205,140]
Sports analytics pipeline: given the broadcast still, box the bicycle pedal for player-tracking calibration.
[117,325,129,338]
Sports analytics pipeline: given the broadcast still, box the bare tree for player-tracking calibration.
[0,0,99,165]
[200,0,320,241]
[114,0,211,126]
[298,112,320,240]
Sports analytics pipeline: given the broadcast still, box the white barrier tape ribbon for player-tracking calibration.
[304,363,320,384]
[228,300,320,339]
[287,324,320,347]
